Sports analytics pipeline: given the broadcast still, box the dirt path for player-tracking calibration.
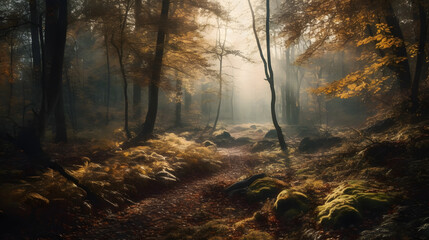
[64,147,260,240]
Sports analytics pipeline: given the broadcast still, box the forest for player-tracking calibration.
[0,0,428,239]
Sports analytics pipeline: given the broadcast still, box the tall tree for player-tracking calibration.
[130,0,170,145]
[111,0,133,139]
[39,0,68,142]
[248,0,287,152]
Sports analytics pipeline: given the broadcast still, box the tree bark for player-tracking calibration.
[30,0,42,104]
[133,0,143,120]
[111,0,132,139]
[39,0,68,142]
[175,71,182,126]
[383,0,412,92]
[104,32,111,124]
[130,0,170,145]
[411,2,427,111]
[248,0,287,152]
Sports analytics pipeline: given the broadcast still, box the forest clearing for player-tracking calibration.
[0,0,428,239]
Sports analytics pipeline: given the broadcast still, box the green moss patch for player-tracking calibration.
[317,180,393,228]
[274,190,309,221]
[246,177,287,201]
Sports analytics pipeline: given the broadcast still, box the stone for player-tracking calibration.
[298,136,342,153]
[250,140,276,152]
[246,177,287,201]
[264,129,278,139]
[274,190,309,221]
[317,180,393,229]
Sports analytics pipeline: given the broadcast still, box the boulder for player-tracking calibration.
[250,140,276,152]
[212,131,235,147]
[274,190,309,221]
[298,136,342,153]
[362,141,406,166]
[203,140,216,147]
[235,137,253,146]
[246,177,287,201]
[225,173,266,196]
[264,129,278,139]
[317,180,393,229]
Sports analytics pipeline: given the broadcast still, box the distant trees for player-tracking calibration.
[277,0,429,111]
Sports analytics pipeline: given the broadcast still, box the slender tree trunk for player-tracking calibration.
[7,41,14,117]
[30,0,42,105]
[383,0,412,92]
[184,89,192,112]
[248,0,287,152]
[175,71,182,127]
[111,0,132,139]
[104,32,111,124]
[133,0,143,120]
[411,2,427,111]
[212,55,223,131]
[131,0,170,145]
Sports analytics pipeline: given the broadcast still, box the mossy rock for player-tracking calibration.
[246,177,287,201]
[319,204,362,228]
[317,180,393,229]
[274,190,309,221]
[240,230,273,240]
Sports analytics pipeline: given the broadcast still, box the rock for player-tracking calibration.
[274,190,309,221]
[362,141,406,166]
[231,126,248,132]
[246,177,287,201]
[225,173,266,195]
[298,136,342,153]
[250,140,276,152]
[203,140,216,147]
[240,230,273,240]
[250,125,257,129]
[212,131,235,147]
[317,180,393,229]
[264,129,278,139]
[235,137,253,146]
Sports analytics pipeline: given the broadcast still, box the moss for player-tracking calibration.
[193,220,230,240]
[319,204,362,228]
[240,230,274,240]
[274,190,309,221]
[246,177,287,201]
[317,180,393,229]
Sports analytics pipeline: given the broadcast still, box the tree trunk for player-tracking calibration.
[7,41,14,117]
[247,0,287,152]
[184,89,192,112]
[111,0,132,139]
[411,2,427,111]
[175,71,182,127]
[212,55,223,131]
[130,0,170,145]
[39,0,68,142]
[104,32,111,124]
[383,0,412,92]
[133,0,143,120]
[30,0,42,104]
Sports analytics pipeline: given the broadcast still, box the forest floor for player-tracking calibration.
[1,115,429,240]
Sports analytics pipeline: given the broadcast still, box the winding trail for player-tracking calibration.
[64,147,260,240]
